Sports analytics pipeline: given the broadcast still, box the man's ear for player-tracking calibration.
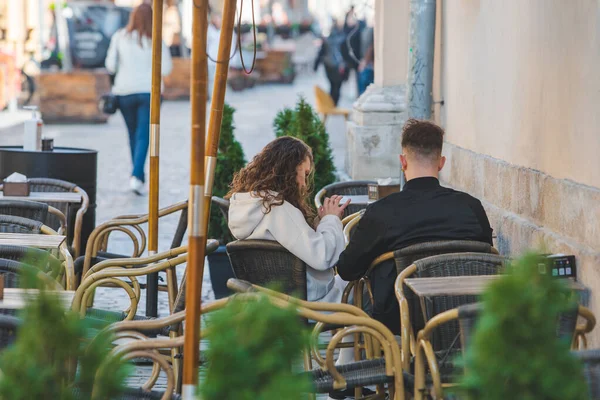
[438,156,446,171]
[400,154,408,171]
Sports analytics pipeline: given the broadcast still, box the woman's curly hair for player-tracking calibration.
[227,136,316,224]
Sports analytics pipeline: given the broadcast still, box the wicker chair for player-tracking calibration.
[79,201,188,280]
[575,349,600,400]
[414,303,596,399]
[0,199,67,234]
[0,215,75,289]
[395,252,506,372]
[110,290,408,400]
[0,257,63,290]
[226,240,308,299]
[314,180,376,218]
[0,245,63,278]
[354,240,498,336]
[26,178,90,258]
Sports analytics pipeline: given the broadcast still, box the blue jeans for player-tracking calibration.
[118,93,151,182]
[358,66,374,96]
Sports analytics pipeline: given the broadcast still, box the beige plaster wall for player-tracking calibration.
[438,0,600,189]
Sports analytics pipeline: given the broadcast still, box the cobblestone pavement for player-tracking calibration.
[0,69,356,316]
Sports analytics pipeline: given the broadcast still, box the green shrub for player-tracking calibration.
[0,254,129,400]
[208,103,246,244]
[200,294,311,400]
[458,253,588,400]
[273,97,336,193]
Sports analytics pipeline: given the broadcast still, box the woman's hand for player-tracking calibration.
[319,195,351,220]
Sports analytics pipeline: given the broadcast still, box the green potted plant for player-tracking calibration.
[273,97,336,194]
[457,253,588,400]
[0,255,130,399]
[207,103,246,299]
[199,293,311,399]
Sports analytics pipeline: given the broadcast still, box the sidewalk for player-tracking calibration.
[0,69,358,315]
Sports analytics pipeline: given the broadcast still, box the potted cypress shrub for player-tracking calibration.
[457,253,588,400]
[273,96,336,194]
[200,293,311,399]
[207,103,246,299]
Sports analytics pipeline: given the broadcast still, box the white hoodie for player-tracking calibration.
[228,192,347,303]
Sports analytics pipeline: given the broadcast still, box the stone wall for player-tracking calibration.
[440,142,600,345]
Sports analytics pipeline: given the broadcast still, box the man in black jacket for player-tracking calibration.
[337,119,493,332]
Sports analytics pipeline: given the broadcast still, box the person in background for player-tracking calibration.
[314,19,348,106]
[163,0,183,57]
[342,7,363,95]
[357,30,374,95]
[105,3,173,195]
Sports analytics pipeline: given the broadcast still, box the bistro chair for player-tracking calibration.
[395,252,506,372]
[414,303,596,399]
[0,199,67,235]
[352,240,498,335]
[74,240,219,392]
[0,215,75,289]
[78,200,188,287]
[0,258,63,291]
[0,244,63,278]
[110,290,408,400]
[226,240,308,299]
[315,180,376,218]
[314,85,350,124]
[27,178,89,258]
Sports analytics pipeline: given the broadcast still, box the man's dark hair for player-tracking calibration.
[401,118,444,160]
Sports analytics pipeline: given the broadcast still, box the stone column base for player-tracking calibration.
[345,84,407,180]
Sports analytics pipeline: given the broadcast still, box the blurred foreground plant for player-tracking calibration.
[458,253,588,400]
[0,252,130,400]
[200,294,312,400]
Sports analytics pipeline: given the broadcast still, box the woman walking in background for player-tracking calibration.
[105,3,173,195]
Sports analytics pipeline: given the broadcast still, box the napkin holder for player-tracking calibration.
[3,178,30,196]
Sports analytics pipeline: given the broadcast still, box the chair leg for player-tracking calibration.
[303,350,316,400]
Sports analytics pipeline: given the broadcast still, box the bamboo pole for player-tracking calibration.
[147,0,164,317]
[182,0,208,396]
[203,0,237,231]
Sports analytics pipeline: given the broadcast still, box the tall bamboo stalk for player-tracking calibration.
[204,0,237,229]
[147,0,165,317]
[182,0,208,397]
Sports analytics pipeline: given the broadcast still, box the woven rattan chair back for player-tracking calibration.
[0,245,62,277]
[458,302,579,353]
[370,240,497,334]
[0,199,49,225]
[226,240,308,300]
[0,215,43,234]
[411,253,505,354]
[28,178,77,231]
[315,180,376,218]
[575,349,600,400]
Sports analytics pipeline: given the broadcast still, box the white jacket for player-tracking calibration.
[228,192,346,303]
[105,29,173,95]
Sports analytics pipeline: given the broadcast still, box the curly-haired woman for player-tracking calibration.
[227,136,350,303]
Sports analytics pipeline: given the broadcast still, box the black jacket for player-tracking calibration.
[337,177,493,331]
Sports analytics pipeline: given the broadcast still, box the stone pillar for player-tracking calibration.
[345,0,409,180]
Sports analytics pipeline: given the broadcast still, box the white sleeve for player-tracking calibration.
[268,205,345,271]
[105,32,119,74]
[161,41,173,76]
